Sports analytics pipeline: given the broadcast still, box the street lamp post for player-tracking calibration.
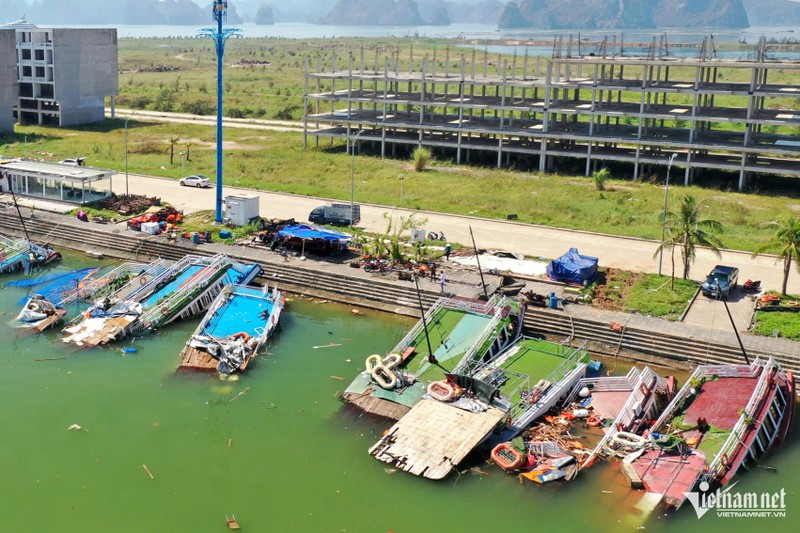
[199,1,241,224]
[349,129,365,227]
[658,152,679,276]
[399,174,405,205]
[180,151,186,179]
[123,117,130,196]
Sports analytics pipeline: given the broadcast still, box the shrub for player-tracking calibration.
[412,147,432,172]
[592,168,611,191]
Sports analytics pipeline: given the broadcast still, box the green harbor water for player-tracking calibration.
[0,252,797,532]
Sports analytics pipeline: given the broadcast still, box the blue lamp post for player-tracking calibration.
[199,1,241,224]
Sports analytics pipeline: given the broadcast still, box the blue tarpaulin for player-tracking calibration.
[546,248,599,285]
[275,224,352,243]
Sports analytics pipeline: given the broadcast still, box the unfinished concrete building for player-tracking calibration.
[304,36,800,190]
[0,29,16,133]
[1,18,118,127]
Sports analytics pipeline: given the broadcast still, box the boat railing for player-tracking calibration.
[450,312,510,375]
[652,359,763,430]
[135,255,233,326]
[562,368,640,405]
[59,261,151,305]
[391,299,446,355]
[114,257,191,302]
[702,357,778,482]
[581,366,663,467]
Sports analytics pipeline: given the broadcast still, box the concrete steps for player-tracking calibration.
[2,210,798,375]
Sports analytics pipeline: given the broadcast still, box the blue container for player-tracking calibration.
[219,230,232,239]
[548,292,559,309]
[191,232,200,244]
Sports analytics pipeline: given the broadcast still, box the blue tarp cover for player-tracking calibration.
[275,224,352,243]
[546,248,599,285]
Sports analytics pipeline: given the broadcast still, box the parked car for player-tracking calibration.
[179,175,212,188]
[59,157,85,167]
[701,265,740,297]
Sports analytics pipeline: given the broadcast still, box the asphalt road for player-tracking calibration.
[120,172,799,295]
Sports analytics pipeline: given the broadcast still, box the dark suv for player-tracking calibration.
[701,265,740,298]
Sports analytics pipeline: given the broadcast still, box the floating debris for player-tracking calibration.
[67,424,81,431]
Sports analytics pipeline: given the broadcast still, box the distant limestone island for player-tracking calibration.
[320,0,800,28]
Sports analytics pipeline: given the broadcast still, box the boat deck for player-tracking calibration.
[624,449,708,509]
[587,390,633,420]
[496,338,582,405]
[62,315,137,347]
[142,264,204,308]
[680,376,758,459]
[369,399,506,479]
[413,309,494,381]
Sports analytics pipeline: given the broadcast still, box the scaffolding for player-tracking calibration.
[304,35,800,190]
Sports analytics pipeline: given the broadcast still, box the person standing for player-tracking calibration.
[444,243,452,261]
[440,271,446,293]
[429,261,437,281]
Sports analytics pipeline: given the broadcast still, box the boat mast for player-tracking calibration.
[721,297,750,365]
[469,225,489,300]
[413,275,437,364]
[9,185,31,242]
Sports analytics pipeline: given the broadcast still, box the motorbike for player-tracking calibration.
[742,279,761,292]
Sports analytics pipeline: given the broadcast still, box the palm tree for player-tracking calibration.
[751,216,800,295]
[664,195,724,279]
[167,136,180,165]
[653,226,679,289]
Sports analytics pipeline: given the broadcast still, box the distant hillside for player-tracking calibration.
[323,0,424,25]
[743,0,800,25]
[498,0,749,29]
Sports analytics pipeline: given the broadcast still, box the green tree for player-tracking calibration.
[664,195,724,280]
[751,216,800,295]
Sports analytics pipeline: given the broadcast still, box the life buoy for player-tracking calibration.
[427,380,455,402]
[365,354,383,373]
[232,332,251,342]
[371,364,397,390]
[610,431,648,449]
[491,442,526,471]
[383,353,402,369]
[587,415,602,428]
[140,276,148,286]
[161,307,171,316]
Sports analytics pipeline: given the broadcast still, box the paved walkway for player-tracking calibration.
[104,173,799,295]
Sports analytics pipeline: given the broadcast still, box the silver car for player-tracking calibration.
[179,175,212,188]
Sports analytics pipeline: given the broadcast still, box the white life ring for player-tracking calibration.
[371,364,397,390]
[610,431,648,449]
[383,353,402,369]
[365,354,383,373]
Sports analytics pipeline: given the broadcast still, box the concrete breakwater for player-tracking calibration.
[1,209,798,375]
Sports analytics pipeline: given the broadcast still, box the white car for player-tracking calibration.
[59,157,85,167]
[179,175,212,188]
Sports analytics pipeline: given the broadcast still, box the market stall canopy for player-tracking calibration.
[275,224,352,243]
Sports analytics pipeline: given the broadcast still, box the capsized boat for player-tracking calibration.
[368,336,590,480]
[15,294,67,332]
[342,295,524,420]
[620,358,794,510]
[62,254,260,348]
[491,366,675,483]
[178,283,284,375]
[0,236,60,275]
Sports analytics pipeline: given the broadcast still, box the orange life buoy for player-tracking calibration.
[139,276,148,286]
[427,380,455,402]
[587,415,602,428]
[232,332,251,342]
[491,442,526,471]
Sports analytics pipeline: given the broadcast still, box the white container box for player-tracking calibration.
[225,194,260,226]
[410,228,426,243]
[141,222,160,235]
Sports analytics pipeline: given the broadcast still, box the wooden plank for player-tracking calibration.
[178,345,218,372]
[369,399,505,480]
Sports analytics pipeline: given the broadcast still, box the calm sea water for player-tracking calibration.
[0,251,796,532]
